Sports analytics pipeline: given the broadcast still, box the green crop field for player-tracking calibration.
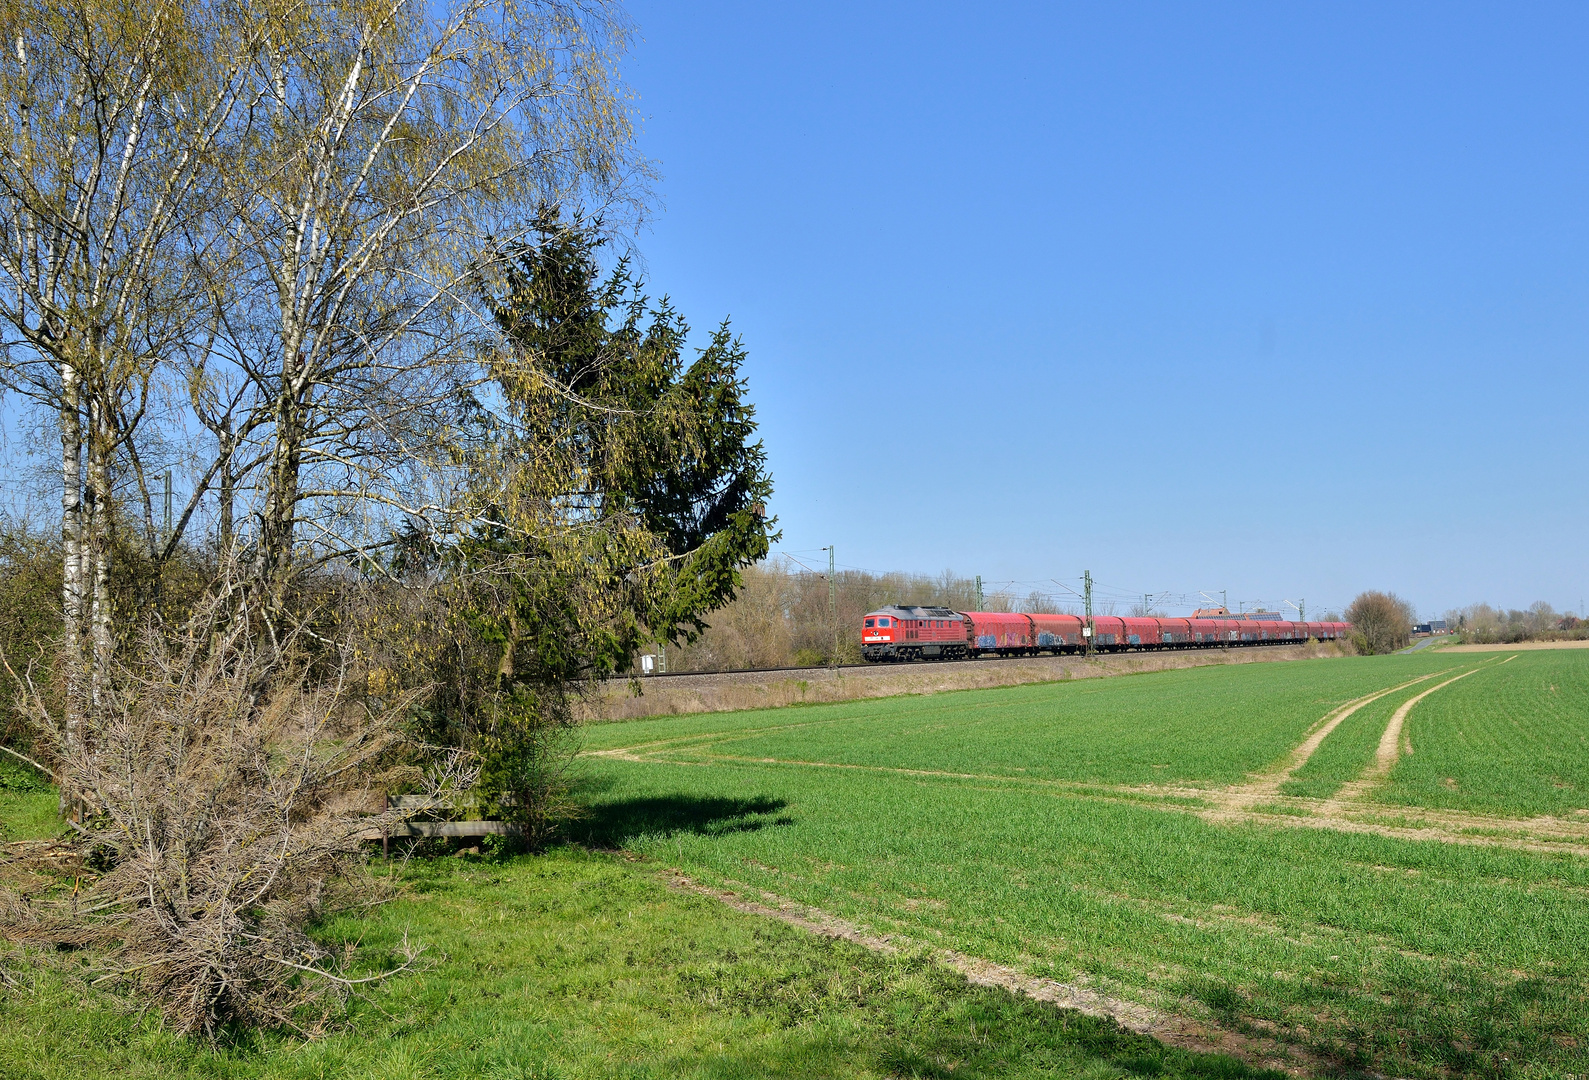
[1377,650,1589,817]
[587,654,1474,788]
[1274,683,1409,800]
[4,649,1586,1079]
[578,650,1589,1078]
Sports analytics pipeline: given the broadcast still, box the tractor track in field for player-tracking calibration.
[1194,655,1589,853]
[1208,674,1442,812]
[659,869,1329,1077]
[1317,666,1490,813]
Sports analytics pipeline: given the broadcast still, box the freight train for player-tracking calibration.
[860,605,1349,663]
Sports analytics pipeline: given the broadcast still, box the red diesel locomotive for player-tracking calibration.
[861,606,1349,662]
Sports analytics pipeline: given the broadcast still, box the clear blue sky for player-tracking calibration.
[624,1,1585,619]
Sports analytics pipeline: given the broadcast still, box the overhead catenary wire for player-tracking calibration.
[766,551,1347,619]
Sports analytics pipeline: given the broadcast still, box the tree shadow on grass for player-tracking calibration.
[570,794,791,849]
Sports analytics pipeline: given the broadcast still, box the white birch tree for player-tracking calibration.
[0,0,263,793]
[207,0,644,629]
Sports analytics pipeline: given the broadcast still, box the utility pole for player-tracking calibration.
[1143,593,1151,617]
[1221,589,1227,612]
[1300,599,1305,622]
[823,546,836,667]
[976,575,983,609]
[1084,570,1094,655]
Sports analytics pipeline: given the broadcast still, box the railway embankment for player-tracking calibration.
[581,640,1354,722]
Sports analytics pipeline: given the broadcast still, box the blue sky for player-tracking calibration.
[621,1,1589,619]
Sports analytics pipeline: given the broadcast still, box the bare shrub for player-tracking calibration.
[1345,591,1416,655]
[1,593,422,1038]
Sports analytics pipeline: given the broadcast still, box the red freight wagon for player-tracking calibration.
[1089,615,1126,647]
[1157,618,1192,645]
[1029,613,1085,651]
[1222,619,1244,642]
[1120,617,1161,647]
[965,612,1035,655]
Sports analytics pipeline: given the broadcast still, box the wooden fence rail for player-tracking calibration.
[360,793,521,853]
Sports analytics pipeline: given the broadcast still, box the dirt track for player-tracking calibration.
[1442,639,1589,652]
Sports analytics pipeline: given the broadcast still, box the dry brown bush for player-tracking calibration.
[0,592,422,1039]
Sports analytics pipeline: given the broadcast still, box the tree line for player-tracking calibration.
[1444,601,1589,644]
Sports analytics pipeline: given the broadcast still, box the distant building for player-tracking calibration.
[1190,606,1295,621]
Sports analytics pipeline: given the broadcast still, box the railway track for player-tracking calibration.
[607,641,1301,683]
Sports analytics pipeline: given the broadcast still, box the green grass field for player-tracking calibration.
[0,760,58,843]
[3,649,1586,1079]
[578,650,1589,1078]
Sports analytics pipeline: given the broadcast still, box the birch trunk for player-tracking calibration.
[257,379,303,629]
[85,393,114,702]
[58,362,85,813]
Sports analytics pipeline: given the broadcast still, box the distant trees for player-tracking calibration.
[1345,591,1416,654]
[670,563,1033,670]
[1444,601,1589,643]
